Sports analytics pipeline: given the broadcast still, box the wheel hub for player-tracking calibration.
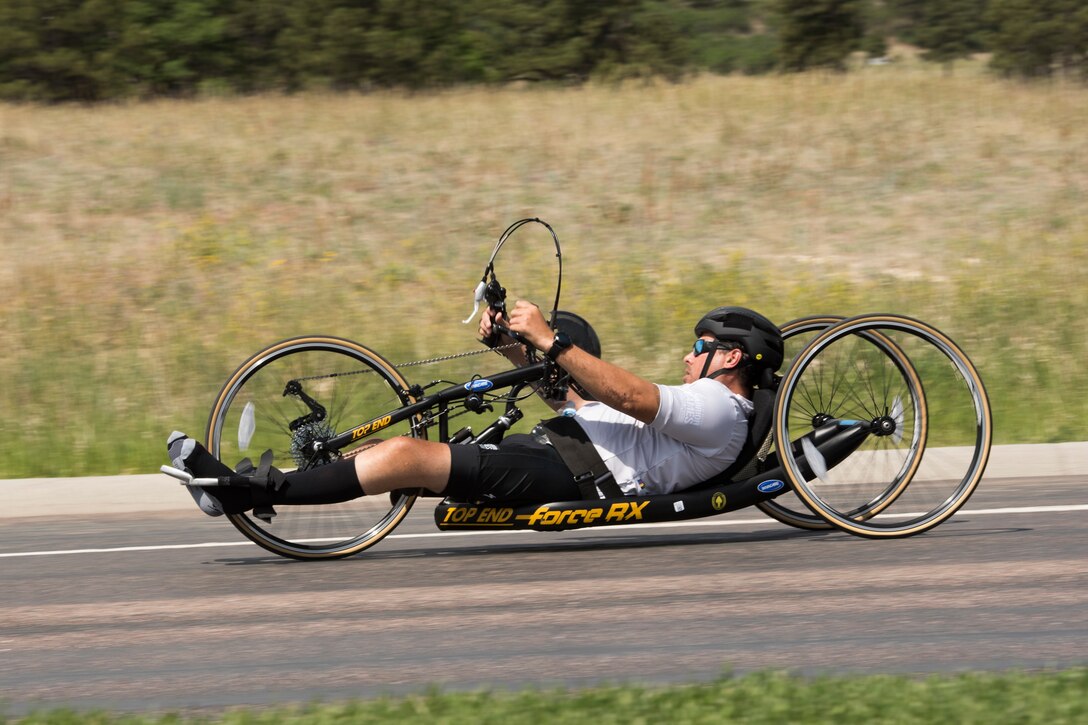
[290,420,337,468]
[871,415,897,437]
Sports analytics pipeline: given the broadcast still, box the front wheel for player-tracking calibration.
[205,336,422,560]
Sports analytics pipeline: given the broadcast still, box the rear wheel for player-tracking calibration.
[775,314,990,538]
[206,336,422,560]
[757,316,928,529]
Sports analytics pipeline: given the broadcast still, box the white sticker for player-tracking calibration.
[673,501,685,512]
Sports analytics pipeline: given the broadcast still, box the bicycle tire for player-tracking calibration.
[774,314,991,538]
[205,336,421,560]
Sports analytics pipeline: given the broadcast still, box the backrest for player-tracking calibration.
[689,387,776,489]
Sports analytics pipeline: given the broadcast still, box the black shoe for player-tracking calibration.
[166,431,228,517]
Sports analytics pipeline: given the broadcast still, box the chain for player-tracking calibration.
[399,343,522,368]
[293,343,523,382]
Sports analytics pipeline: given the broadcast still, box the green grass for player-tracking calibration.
[7,669,1088,724]
[2,63,1087,477]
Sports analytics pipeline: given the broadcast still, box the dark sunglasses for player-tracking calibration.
[691,339,721,356]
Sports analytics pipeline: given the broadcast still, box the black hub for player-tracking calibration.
[289,420,337,468]
[871,415,898,437]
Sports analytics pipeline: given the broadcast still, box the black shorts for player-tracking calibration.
[446,434,582,503]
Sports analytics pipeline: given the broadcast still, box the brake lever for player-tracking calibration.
[462,280,488,324]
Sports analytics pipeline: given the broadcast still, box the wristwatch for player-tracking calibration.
[545,331,573,361]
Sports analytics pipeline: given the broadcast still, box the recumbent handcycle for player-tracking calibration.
[163,219,992,560]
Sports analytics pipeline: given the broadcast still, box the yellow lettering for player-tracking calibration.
[627,501,648,520]
[478,507,511,523]
[518,505,612,527]
[521,506,551,526]
[351,415,392,440]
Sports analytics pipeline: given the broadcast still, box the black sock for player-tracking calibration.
[276,458,365,505]
[185,442,255,514]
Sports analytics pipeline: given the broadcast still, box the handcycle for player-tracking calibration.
[164,219,993,560]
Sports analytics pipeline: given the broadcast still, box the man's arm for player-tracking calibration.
[505,301,661,424]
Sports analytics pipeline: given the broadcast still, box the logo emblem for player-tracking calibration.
[711,492,727,510]
[465,379,494,392]
[757,479,785,494]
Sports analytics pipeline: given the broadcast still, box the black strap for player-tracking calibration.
[234,450,287,522]
[538,416,625,499]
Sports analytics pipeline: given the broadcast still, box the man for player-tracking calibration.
[168,303,782,515]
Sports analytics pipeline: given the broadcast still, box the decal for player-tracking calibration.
[350,414,392,440]
[516,501,649,527]
[441,506,514,525]
[440,501,652,528]
[757,479,785,494]
[465,379,495,392]
[674,501,685,513]
[711,492,727,510]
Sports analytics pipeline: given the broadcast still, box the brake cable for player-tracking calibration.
[463,217,563,331]
[293,218,564,382]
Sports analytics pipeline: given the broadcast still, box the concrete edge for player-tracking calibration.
[1,442,1085,520]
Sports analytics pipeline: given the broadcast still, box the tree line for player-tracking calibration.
[1,0,1085,103]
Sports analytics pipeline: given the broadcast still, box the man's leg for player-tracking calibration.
[168,432,452,516]
[351,436,452,495]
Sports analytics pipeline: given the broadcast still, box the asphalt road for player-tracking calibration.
[2,475,1086,715]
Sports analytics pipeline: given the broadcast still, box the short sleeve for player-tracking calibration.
[650,379,746,450]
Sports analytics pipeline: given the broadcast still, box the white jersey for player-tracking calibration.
[571,377,754,496]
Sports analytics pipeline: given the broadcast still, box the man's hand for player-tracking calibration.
[479,309,529,365]
[478,308,502,344]
[505,300,555,352]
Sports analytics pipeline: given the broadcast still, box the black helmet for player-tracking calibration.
[695,306,783,374]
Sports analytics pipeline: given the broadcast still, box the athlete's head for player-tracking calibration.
[687,307,783,389]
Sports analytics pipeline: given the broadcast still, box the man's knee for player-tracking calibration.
[361,436,452,492]
[376,436,439,459]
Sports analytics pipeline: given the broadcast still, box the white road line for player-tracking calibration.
[2,504,1087,559]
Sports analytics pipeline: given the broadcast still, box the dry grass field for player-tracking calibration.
[2,62,1086,477]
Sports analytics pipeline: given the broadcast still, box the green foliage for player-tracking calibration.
[915,0,991,66]
[774,0,865,71]
[5,0,1088,101]
[0,0,707,100]
[678,0,780,74]
[988,0,1088,79]
[0,0,127,101]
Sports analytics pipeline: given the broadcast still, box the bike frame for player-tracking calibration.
[315,360,552,454]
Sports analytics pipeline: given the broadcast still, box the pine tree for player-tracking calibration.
[914,0,989,68]
[775,0,865,72]
[988,0,1088,78]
